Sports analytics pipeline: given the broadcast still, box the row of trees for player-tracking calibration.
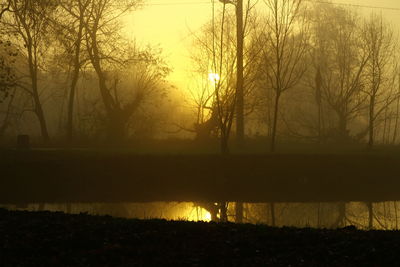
[186,0,399,222]
[1,0,399,224]
[0,0,399,151]
[189,0,399,152]
[0,0,172,143]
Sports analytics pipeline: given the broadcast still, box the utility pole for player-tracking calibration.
[392,73,400,144]
[235,0,244,224]
[218,0,244,146]
[218,0,244,224]
[236,0,244,147]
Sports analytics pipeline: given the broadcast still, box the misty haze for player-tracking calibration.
[1,0,400,266]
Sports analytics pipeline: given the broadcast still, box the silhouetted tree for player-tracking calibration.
[0,34,32,139]
[312,5,369,143]
[210,2,236,154]
[362,14,398,148]
[55,0,91,142]
[189,2,259,222]
[1,0,58,141]
[260,0,308,152]
[81,0,173,142]
[190,2,260,152]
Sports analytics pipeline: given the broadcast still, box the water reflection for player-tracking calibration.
[3,201,400,229]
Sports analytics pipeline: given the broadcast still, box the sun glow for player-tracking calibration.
[186,206,212,222]
[208,72,221,85]
[204,211,212,221]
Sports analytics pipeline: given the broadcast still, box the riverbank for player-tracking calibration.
[1,208,399,266]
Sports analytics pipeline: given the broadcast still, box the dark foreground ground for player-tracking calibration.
[1,209,400,266]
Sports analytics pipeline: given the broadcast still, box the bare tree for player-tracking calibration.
[212,3,236,155]
[188,4,239,154]
[312,5,369,143]
[82,0,172,142]
[362,14,398,149]
[1,0,57,141]
[54,0,91,142]
[260,0,308,152]
[189,2,260,151]
[188,2,259,222]
[187,8,238,220]
[0,37,31,139]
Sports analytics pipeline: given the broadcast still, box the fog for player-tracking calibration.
[1,0,400,229]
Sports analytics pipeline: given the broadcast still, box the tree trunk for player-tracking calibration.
[33,92,49,142]
[338,116,347,136]
[394,201,398,230]
[235,202,243,223]
[332,202,346,228]
[28,43,49,142]
[210,209,218,221]
[66,74,79,142]
[382,104,389,144]
[337,113,348,143]
[66,20,84,142]
[315,67,323,143]
[0,89,16,139]
[338,202,346,227]
[270,93,281,152]
[220,202,228,222]
[235,0,244,147]
[368,95,375,149]
[270,202,276,227]
[317,105,322,143]
[367,202,373,229]
[392,76,400,144]
[317,202,321,228]
[107,111,128,142]
[220,133,230,154]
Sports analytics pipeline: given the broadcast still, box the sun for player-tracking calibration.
[203,211,212,221]
[185,206,212,222]
[208,72,220,84]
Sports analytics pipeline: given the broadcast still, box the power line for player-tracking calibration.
[310,0,400,11]
[144,0,400,11]
[145,1,210,6]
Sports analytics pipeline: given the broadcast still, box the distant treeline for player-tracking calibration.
[0,0,399,151]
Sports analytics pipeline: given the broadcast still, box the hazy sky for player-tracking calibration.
[124,0,400,91]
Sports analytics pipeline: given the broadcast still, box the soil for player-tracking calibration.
[1,209,400,266]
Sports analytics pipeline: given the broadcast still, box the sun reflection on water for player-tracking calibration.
[186,206,212,222]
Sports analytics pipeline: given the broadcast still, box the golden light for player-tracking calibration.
[185,206,212,222]
[204,211,212,221]
[208,72,221,84]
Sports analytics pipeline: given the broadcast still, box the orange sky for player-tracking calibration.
[124,0,400,92]
[124,1,213,91]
